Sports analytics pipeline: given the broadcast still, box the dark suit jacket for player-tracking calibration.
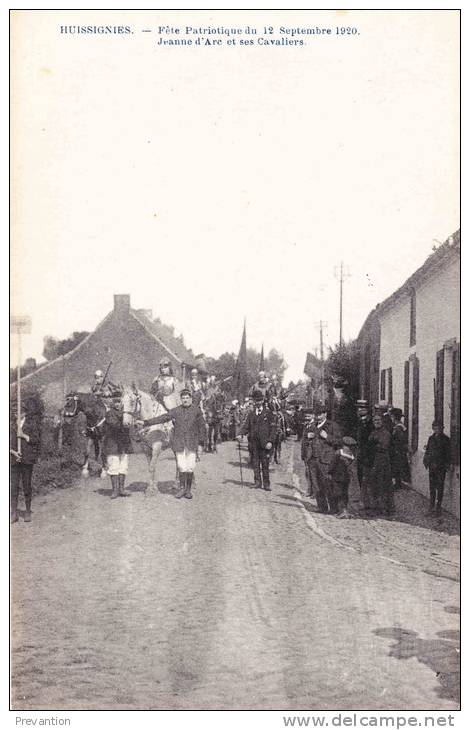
[239,407,277,448]
[102,408,133,456]
[144,404,206,453]
[10,415,41,465]
[303,419,342,466]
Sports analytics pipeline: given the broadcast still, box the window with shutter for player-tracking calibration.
[435,349,444,425]
[409,289,416,346]
[387,367,393,405]
[411,356,420,453]
[404,360,410,433]
[380,369,386,401]
[450,344,460,465]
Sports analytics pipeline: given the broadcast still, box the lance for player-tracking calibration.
[101,360,113,389]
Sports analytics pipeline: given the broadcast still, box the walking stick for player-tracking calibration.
[237,440,244,486]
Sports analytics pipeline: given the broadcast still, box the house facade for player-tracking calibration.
[16,294,197,413]
[358,231,460,516]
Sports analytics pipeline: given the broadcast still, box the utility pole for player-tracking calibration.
[10,315,32,456]
[334,262,351,346]
[316,320,328,402]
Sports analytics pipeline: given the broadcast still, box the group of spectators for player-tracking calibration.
[299,400,452,519]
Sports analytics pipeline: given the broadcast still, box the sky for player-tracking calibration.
[10,9,459,383]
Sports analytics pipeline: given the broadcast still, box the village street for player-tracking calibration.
[11,438,460,711]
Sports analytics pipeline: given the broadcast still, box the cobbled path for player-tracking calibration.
[11,439,460,710]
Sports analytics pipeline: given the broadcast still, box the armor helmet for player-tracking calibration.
[94,369,104,378]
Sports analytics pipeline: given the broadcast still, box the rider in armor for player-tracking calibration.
[91,369,117,397]
[187,367,204,408]
[250,371,271,401]
[150,358,181,411]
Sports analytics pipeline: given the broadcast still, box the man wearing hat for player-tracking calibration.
[139,388,206,500]
[356,399,374,509]
[237,389,277,490]
[390,407,410,490]
[304,402,342,513]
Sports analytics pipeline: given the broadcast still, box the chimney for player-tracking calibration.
[114,294,130,315]
[137,308,153,320]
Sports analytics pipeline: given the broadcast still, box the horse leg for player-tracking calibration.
[207,424,213,452]
[99,441,107,479]
[82,439,92,477]
[148,441,162,494]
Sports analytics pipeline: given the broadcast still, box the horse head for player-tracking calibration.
[122,384,142,427]
[64,392,81,418]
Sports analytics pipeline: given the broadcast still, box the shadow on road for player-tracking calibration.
[374,626,460,705]
[126,481,148,493]
[94,487,113,497]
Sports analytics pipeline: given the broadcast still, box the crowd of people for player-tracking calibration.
[298,399,452,519]
[10,360,452,522]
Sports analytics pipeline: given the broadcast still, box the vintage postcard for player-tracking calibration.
[9,6,460,721]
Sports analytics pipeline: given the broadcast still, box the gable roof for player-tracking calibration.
[357,229,460,337]
[131,310,197,366]
[376,229,460,317]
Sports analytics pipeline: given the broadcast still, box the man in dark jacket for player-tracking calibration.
[423,421,452,516]
[237,389,277,490]
[304,403,342,513]
[10,397,42,523]
[102,398,133,499]
[140,389,206,499]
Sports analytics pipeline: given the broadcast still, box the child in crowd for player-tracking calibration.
[328,436,357,518]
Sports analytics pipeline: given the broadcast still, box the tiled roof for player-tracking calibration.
[131,310,197,366]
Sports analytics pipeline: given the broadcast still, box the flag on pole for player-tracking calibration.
[259,344,265,372]
[234,320,248,402]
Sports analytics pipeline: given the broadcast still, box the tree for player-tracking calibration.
[266,348,288,384]
[325,340,360,435]
[43,331,89,361]
[10,357,38,383]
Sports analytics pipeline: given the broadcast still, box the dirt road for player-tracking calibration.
[11,439,460,710]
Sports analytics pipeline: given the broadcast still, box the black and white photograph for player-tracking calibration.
[8,6,461,721]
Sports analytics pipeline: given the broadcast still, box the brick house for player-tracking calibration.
[357,231,460,516]
[16,294,198,413]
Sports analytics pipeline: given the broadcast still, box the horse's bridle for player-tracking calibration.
[123,389,141,419]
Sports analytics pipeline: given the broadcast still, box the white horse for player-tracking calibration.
[122,385,177,493]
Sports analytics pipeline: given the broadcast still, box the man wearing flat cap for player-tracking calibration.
[139,388,206,500]
[237,389,277,490]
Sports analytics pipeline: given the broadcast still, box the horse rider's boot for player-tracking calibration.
[175,472,187,499]
[184,472,194,499]
[110,475,119,499]
[118,474,130,497]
